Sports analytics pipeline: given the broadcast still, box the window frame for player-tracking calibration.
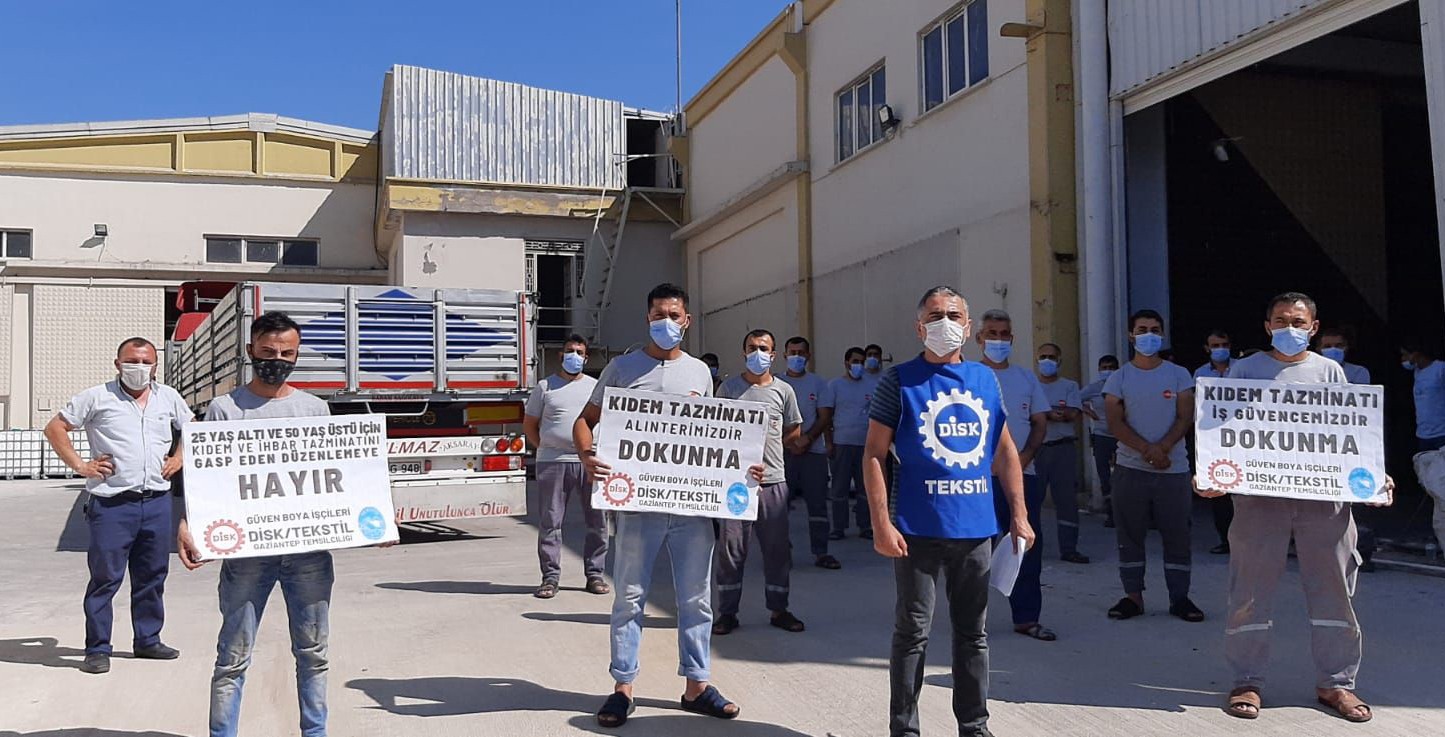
[205,235,320,267]
[0,229,34,260]
[919,0,989,114]
[835,62,888,163]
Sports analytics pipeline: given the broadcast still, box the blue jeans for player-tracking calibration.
[993,474,1044,625]
[609,512,714,684]
[210,552,334,737]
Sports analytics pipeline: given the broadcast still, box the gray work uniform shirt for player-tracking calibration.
[829,374,879,446]
[991,364,1049,476]
[718,375,803,485]
[60,380,193,497]
[1103,360,1194,474]
[525,373,599,463]
[204,386,331,421]
[1039,377,1082,443]
[1080,375,1113,437]
[1227,351,1346,384]
[778,372,834,455]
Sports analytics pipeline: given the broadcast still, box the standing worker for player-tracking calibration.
[1318,328,1371,385]
[1195,329,1236,554]
[977,309,1056,641]
[1035,342,1089,563]
[829,346,876,540]
[1080,355,1120,528]
[1199,293,1391,723]
[778,336,841,570]
[1103,310,1204,622]
[525,334,608,599]
[866,286,1034,737]
[1399,336,1445,451]
[45,337,193,675]
[713,330,807,635]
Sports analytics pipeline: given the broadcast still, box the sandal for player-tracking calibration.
[770,611,806,633]
[681,685,740,720]
[1169,597,1205,623]
[534,581,559,600]
[815,555,842,570]
[586,577,611,595]
[1108,597,1144,620]
[1015,623,1057,641]
[1317,689,1373,723]
[1225,686,1261,720]
[596,691,635,728]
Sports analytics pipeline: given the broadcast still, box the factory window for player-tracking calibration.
[0,229,32,259]
[921,0,989,113]
[206,236,319,266]
[837,64,886,162]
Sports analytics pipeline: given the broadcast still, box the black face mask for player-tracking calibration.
[252,357,296,386]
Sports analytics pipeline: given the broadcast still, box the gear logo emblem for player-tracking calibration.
[204,519,245,557]
[1207,459,1242,490]
[919,389,991,469]
[602,473,635,507]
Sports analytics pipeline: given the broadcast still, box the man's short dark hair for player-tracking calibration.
[1206,329,1230,342]
[743,329,775,350]
[865,344,883,355]
[785,336,810,352]
[1401,335,1442,358]
[1128,309,1164,332]
[701,352,720,365]
[1319,326,1349,341]
[1265,292,1317,320]
[845,346,865,361]
[116,337,156,358]
[647,283,689,310]
[1039,342,1061,355]
[917,285,965,311]
[1100,354,1119,366]
[251,311,302,339]
[564,334,589,352]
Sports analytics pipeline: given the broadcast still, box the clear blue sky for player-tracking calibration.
[1,0,789,130]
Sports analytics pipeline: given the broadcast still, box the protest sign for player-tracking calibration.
[592,387,768,520]
[182,414,398,559]
[1195,378,1386,503]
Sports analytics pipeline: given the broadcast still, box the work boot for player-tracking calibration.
[80,653,110,674]
[133,643,180,660]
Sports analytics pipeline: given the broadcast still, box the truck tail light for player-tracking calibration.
[424,459,432,473]
[509,437,525,453]
[481,456,511,472]
[493,437,509,453]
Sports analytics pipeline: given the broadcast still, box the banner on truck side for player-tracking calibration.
[182,414,398,559]
[1194,378,1387,503]
[592,388,767,520]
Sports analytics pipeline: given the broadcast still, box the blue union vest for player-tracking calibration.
[894,358,1005,539]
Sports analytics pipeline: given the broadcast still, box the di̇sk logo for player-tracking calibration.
[602,473,635,506]
[919,389,992,469]
[204,519,245,556]
[1207,459,1242,490]
[1163,390,1176,400]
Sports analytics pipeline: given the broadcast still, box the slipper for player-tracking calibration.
[596,691,635,728]
[1108,597,1144,620]
[534,581,559,600]
[770,611,806,633]
[1225,687,1261,720]
[712,614,739,636]
[1015,623,1057,641]
[586,577,611,596]
[815,555,842,570]
[681,685,739,720]
[1317,689,1372,723]
[1169,598,1205,623]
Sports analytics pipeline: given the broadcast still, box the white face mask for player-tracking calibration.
[922,318,967,357]
[119,362,152,391]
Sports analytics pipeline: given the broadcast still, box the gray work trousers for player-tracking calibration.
[890,536,993,737]
[830,444,872,534]
[785,452,832,556]
[1226,496,1362,690]
[536,461,608,582]
[715,483,792,616]
[1113,466,1192,603]
[1036,439,1081,556]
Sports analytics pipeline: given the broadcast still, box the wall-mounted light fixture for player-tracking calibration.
[877,104,901,134]
[93,224,108,238]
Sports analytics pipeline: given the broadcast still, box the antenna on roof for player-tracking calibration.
[675,0,685,135]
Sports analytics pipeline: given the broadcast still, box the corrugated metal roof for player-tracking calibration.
[384,65,625,189]
[0,113,374,143]
[1109,0,1323,98]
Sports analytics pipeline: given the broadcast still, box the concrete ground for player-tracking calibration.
[1,478,1442,737]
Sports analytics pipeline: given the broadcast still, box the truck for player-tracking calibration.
[166,281,536,524]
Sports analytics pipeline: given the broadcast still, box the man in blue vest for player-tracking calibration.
[865,286,1035,737]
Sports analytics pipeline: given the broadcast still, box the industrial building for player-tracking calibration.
[0,65,681,431]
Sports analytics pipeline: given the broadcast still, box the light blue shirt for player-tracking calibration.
[1413,361,1445,440]
[829,373,879,446]
[990,364,1049,475]
[60,380,193,497]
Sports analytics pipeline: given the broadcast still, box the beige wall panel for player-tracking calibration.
[0,284,11,396]
[263,134,334,177]
[0,137,173,170]
[30,285,164,428]
[183,135,256,173]
[688,56,799,216]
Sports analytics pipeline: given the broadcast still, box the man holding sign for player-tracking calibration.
[1195,293,1393,724]
[573,284,764,728]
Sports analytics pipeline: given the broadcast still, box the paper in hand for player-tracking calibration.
[989,533,1028,597]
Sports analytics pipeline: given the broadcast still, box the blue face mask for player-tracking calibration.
[709,365,720,378]
[1404,360,1417,371]
[649,317,684,350]
[1134,333,1163,357]
[864,356,881,372]
[785,355,807,374]
[848,364,864,379]
[1210,347,1231,364]
[1271,327,1311,357]
[1098,369,1115,381]
[745,349,773,375]
[1037,358,1059,377]
[561,351,586,375]
[1321,347,1346,363]
[983,340,1012,364]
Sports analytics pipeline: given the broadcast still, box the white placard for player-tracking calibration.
[182,414,398,559]
[1194,378,1386,503]
[592,388,767,520]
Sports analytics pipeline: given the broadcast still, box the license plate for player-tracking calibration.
[389,461,424,476]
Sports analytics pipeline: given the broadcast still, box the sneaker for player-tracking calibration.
[80,653,110,674]
[712,614,740,636]
[133,643,180,660]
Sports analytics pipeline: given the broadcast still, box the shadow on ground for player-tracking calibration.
[375,581,540,596]
[346,676,670,717]
[0,638,88,670]
[0,731,188,737]
[522,611,676,628]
